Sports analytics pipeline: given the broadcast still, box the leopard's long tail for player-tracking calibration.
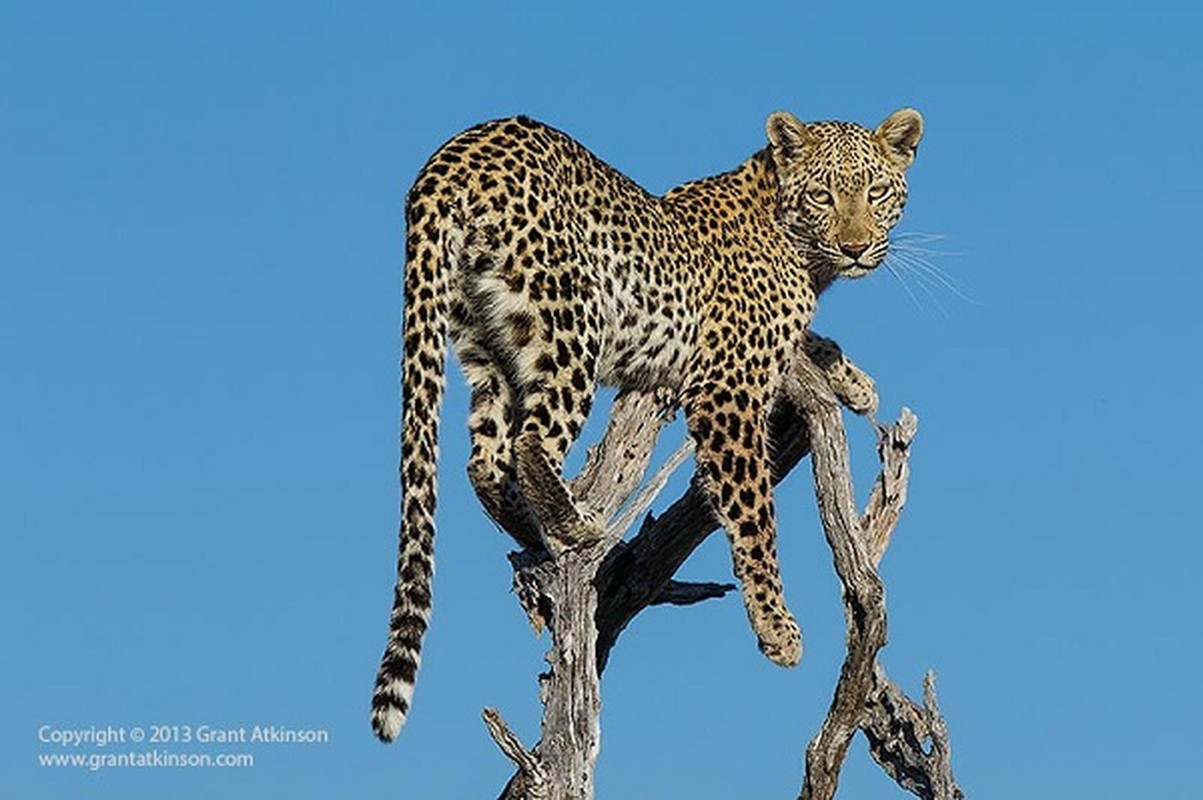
[371,177,454,742]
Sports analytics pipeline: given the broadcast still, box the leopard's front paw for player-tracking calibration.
[831,360,879,417]
[804,332,879,417]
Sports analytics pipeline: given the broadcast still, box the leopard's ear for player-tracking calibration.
[766,111,812,156]
[875,108,924,170]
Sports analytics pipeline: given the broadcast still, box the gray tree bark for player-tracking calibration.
[482,349,962,799]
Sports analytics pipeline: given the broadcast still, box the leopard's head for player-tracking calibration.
[767,108,923,284]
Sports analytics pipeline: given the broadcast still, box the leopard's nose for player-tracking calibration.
[840,242,869,259]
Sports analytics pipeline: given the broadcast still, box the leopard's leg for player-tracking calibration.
[512,370,601,553]
[447,280,545,548]
[803,331,878,417]
[682,380,801,667]
[509,274,602,554]
[457,348,545,550]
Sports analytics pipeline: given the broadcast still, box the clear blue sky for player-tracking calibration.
[4,2,1201,797]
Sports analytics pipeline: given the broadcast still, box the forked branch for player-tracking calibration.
[785,357,961,800]
[485,347,960,799]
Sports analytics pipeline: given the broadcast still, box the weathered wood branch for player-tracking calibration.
[856,411,963,799]
[784,358,888,800]
[485,346,960,799]
[484,708,548,800]
[861,668,963,800]
[649,579,737,606]
[494,390,674,800]
[783,363,962,800]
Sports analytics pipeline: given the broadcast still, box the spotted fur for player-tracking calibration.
[372,109,923,741]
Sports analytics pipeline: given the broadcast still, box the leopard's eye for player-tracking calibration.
[807,189,833,206]
[867,184,891,202]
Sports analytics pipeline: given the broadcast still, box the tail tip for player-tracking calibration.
[371,706,404,743]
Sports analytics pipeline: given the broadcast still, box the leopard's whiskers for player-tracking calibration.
[883,233,974,312]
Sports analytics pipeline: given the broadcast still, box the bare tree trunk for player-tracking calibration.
[482,349,962,799]
[486,391,674,800]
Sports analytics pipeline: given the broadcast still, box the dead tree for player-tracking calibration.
[480,345,963,800]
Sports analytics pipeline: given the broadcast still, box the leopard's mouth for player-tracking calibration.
[838,254,882,279]
[814,241,884,281]
[841,263,877,279]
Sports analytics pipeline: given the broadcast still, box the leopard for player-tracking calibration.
[372,108,924,742]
